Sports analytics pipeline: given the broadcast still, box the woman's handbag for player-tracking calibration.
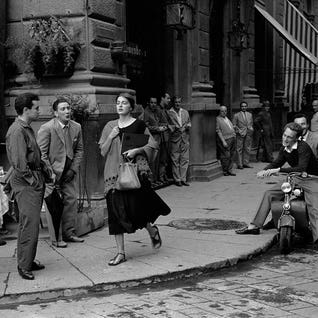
[115,158,141,191]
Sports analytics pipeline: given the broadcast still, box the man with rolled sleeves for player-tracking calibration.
[37,97,84,247]
[6,93,46,280]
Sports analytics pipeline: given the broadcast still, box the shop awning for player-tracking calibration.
[255,3,318,65]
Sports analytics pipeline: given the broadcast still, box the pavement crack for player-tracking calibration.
[45,241,94,286]
[3,272,10,296]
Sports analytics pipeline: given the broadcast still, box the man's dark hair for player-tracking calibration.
[52,97,70,111]
[284,122,303,139]
[160,92,169,99]
[293,113,308,123]
[14,93,39,115]
[240,101,248,107]
[171,96,181,105]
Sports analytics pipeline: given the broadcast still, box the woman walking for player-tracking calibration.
[99,93,171,266]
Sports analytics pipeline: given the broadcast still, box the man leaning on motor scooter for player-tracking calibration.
[236,122,318,246]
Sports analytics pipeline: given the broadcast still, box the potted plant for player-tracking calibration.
[27,16,80,79]
[4,16,80,80]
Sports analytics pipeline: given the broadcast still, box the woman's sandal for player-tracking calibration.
[150,225,162,249]
[108,253,126,266]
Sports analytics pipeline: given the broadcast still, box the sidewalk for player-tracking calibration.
[0,162,279,305]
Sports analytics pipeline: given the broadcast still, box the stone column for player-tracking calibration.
[0,0,7,143]
[5,0,130,234]
[188,0,221,180]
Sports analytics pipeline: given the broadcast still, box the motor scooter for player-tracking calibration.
[271,172,312,254]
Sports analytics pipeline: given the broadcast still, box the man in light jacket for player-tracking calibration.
[37,97,84,247]
[168,96,191,186]
[216,106,236,176]
[233,101,254,169]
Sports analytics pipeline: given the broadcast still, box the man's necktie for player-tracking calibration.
[63,125,73,159]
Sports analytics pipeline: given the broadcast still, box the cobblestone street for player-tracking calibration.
[1,240,318,318]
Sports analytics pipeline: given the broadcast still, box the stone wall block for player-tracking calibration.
[87,0,117,23]
[199,66,209,83]
[199,48,209,67]
[89,46,115,73]
[7,0,23,22]
[199,31,209,49]
[115,0,123,27]
[23,0,85,19]
[89,20,116,47]
[199,13,209,32]
[199,0,209,13]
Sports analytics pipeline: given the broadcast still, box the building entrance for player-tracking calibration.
[126,0,166,106]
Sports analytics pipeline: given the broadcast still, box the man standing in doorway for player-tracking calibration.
[233,101,254,169]
[6,93,46,280]
[254,100,274,163]
[37,97,84,247]
[216,106,236,176]
[168,96,191,186]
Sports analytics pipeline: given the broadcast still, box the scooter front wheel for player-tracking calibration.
[279,226,293,254]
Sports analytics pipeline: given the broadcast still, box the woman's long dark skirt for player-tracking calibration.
[106,178,171,235]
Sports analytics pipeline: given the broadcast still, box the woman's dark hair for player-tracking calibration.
[116,92,135,110]
[15,93,39,115]
[52,97,70,111]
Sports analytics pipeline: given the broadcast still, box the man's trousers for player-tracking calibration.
[12,173,44,270]
[170,139,189,182]
[217,137,236,173]
[252,178,318,242]
[236,134,252,166]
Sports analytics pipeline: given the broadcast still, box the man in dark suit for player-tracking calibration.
[37,97,84,247]
[216,106,236,176]
[236,122,318,245]
[254,100,274,163]
[233,101,254,169]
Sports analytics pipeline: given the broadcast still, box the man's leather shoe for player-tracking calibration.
[228,172,236,176]
[18,267,34,280]
[237,166,243,169]
[243,164,253,168]
[175,181,182,187]
[64,236,84,243]
[181,181,190,186]
[262,219,275,230]
[223,172,229,176]
[31,261,45,271]
[52,240,68,248]
[0,239,6,246]
[235,226,260,235]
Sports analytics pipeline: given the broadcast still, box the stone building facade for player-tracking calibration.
[2,0,317,232]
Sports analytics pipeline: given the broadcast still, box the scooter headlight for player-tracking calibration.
[281,182,292,193]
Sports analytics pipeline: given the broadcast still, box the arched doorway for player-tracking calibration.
[126,0,166,105]
[210,1,225,105]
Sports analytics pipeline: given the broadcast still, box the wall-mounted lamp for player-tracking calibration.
[164,0,196,39]
[228,0,249,54]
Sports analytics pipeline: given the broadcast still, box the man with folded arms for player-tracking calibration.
[236,122,318,246]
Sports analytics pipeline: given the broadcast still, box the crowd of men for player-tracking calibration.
[141,93,191,187]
